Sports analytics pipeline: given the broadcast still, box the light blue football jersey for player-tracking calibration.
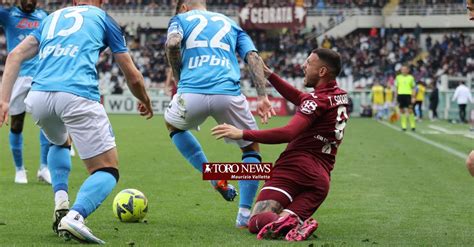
[167,10,257,96]
[30,5,127,102]
[0,6,47,77]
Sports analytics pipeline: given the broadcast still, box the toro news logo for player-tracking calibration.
[202,163,272,180]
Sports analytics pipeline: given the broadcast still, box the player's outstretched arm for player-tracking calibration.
[246,52,275,124]
[0,35,38,127]
[466,150,474,177]
[165,33,182,82]
[262,64,304,106]
[114,53,153,119]
[212,113,312,144]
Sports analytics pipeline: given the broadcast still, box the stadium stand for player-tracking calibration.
[0,0,471,118]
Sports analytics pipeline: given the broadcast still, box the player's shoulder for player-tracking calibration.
[34,8,49,18]
[178,10,236,24]
[0,5,13,13]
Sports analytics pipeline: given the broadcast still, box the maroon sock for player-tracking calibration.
[248,212,279,234]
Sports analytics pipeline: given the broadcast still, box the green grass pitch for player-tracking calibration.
[0,115,473,246]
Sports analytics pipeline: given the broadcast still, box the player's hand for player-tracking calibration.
[411,97,416,104]
[138,101,153,119]
[262,63,273,78]
[211,123,243,140]
[466,150,474,177]
[0,102,9,127]
[257,96,276,124]
[164,85,172,97]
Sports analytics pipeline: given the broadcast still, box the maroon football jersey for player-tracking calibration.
[281,80,349,172]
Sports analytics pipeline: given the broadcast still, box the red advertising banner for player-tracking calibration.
[239,6,306,30]
[202,163,273,180]
[247,97,288,116]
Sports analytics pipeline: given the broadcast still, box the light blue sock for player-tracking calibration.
[9,131,23,171]
[39,130,50,170]
[48,145,71,193]
[239,151,261,209]
[170,130,208,173]
[71,171,117,218]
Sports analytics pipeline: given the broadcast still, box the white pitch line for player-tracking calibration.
[378,121,468,160]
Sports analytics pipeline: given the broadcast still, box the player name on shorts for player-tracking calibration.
[202,163,272,180]
[188,55,231,69]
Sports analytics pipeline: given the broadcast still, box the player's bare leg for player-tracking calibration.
[236,142,261,228]
[166,121,237,201]
[58,148,119,244]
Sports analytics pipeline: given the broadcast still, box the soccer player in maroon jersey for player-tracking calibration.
[212,48,349,241]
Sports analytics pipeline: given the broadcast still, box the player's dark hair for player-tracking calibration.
[311,48,341,77]
[175,0,185,15]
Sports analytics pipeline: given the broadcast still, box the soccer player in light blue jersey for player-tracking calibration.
[0,0,51,184]
[0,0,153,244]
[165,0,275,228]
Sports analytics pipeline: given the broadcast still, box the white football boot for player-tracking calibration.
[58,211,105,244]
[37,167,52,184]
[52,199,69,235]
[14,169,28,184]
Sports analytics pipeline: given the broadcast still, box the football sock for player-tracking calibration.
[400,114,407,129]
[248,212,279,234]
[170,130,208,173]
[239,151,261,209]
[55,190,69,206]
[409,113,416,129]
[39,130,50,169]
[238,207,251,217]
[48,145,71,193]
[71,169,118,218]
[9,131,24,171]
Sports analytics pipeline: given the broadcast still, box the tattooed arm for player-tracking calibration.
[246,51,267,97]
[245,52,276,123]
[165,32,182,81]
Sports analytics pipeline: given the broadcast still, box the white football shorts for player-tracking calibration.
[25,91,116,159]
[9,76,32,115]
[165,93,258,148]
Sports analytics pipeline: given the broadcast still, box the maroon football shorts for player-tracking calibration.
[256,152,330,220]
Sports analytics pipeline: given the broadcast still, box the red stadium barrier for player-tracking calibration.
[246,97,288,116]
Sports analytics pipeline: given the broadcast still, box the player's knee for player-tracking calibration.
[166,121,181,134]
[60,137,72,147]
[242,149,262,162]
[169,129,184,139]
[241,142,260,156]
[248,212,279,234]
[92,167,120,183]
[10,113,26,133]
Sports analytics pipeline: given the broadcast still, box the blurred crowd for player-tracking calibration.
[3,0,464,12]
[0,25,472,95]
[96,25,473,94]
[0,0,472,95]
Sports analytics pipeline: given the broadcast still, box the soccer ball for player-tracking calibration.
[113,189,148,222]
